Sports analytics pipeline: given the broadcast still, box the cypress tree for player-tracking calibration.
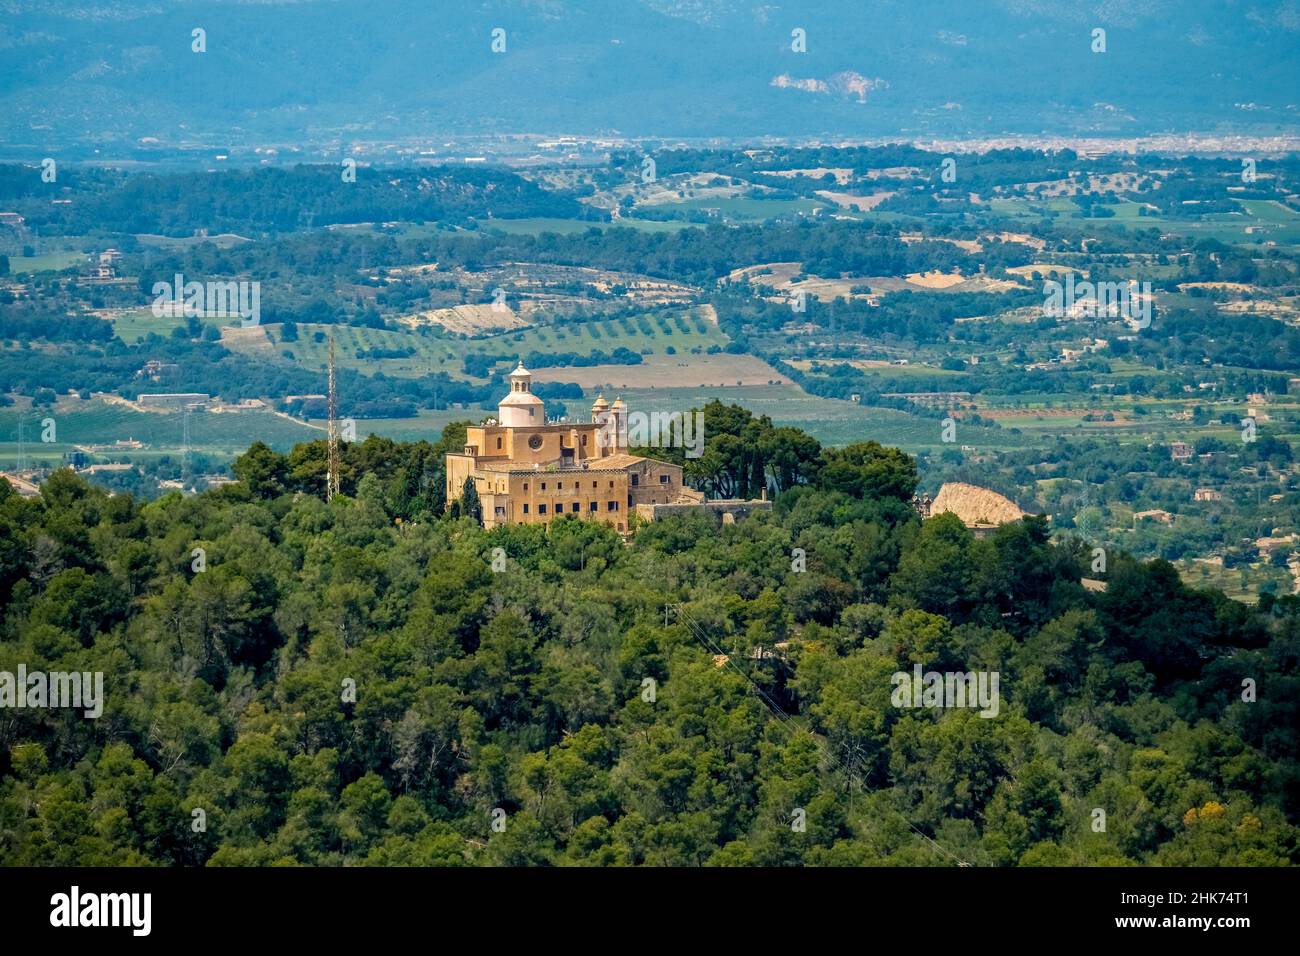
[459,477,483,525]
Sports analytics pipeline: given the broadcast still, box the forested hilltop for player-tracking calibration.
[1,412,1297,867]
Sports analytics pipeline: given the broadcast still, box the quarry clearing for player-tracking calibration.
[727,262,866,301]
[987,231,1047,251]
[398,303,529,335]
[728,261,1022,300]
[386,261,697,332]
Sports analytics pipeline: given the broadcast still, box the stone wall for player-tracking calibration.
[635,499,773,523]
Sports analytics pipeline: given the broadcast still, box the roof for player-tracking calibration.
[498,391,544,407]
[591,453,649,468]
[471,453,668,475]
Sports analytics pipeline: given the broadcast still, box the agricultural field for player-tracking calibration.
[231,306,730,381]
[4,146,1298,603]
[787,358,967,382]
[988,195,1300,245]
[133,232,252,250]
[108,307,236,343]
[642,195,827,221]
[7,251,87,273]
[0,395,320,468]
[311,408,479,444]
[529,352,790,390]
[612,383,1026,450]
[730,260,1024,302]
[1177,556,1298,604]
[480,217,689,235]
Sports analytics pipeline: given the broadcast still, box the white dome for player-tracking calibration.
[499,361,543,426]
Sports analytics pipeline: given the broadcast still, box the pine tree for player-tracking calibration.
[459,477,483,526]
[749,454,765,499]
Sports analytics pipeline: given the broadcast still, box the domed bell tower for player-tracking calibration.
[498,360,545,427]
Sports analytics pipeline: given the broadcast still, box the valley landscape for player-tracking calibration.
[0,0,1297,935]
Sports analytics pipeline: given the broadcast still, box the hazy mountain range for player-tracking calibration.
[3,0,1299,151]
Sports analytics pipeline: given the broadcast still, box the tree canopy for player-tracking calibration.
[0,412,1296,867]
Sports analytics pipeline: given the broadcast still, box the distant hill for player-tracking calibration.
[2,0,1299,150]
[0,163,588,233]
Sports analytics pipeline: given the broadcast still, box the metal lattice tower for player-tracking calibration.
[16,415,26,472]
[326,334,341,501]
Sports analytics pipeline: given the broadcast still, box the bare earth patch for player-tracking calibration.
[906,270,969,289]
[986,231,1047,251]
[220,325,275,354]
[1177,282,1256,292]
[815,189,894,211]
[398,304,529,335]
[1007,263,1078,277]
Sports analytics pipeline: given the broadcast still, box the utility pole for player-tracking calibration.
[327,334,341,501]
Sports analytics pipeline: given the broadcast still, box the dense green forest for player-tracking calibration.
[0,164,591,235]
[1,408,1296,866]
[0,335,515,416]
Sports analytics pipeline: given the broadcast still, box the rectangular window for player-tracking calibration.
[496,437,502,449]
[659,474,669,484]
[558,481,563,489]
[607,501,617,511]
[589,501,598,512]
[529,408,535,417]
[539,504,547,515]
[631,474,639,486]
[524,483,529,490]
[523,504,529,514]
[581,434,588,446]
[571,502,580,513]
[609,481,614,489]
[541,482,546,490]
